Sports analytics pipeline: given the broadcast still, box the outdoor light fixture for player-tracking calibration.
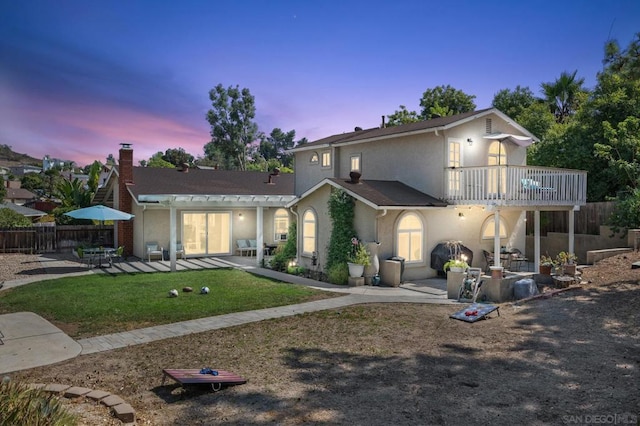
[458,212,465,220]
[312,251,317,266]
[467,138,473,146]
[238,213,244,220]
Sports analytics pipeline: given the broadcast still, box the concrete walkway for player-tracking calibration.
[0,254,453,374]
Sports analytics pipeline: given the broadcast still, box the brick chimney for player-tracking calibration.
[118,143,134,256]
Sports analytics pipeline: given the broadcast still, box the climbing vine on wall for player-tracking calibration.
[326,188,357,271]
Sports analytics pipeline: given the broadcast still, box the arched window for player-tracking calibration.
[481,216,508,239]
[274,208,289,241]
[396,212,423,262]
[302,209,317,255]
[310,152,319,164]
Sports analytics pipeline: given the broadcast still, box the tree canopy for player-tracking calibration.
[419,85,476,120]
[205,84,259,170]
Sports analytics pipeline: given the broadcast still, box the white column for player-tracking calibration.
[169,205,176,272]
[568,208,575,254]
[494,210,501,267]
[256,206,264,266]
[534,210,541,272]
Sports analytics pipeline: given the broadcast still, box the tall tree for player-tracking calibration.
[258,128,296,168]
[540,70,587,123]
[492,86,536,119]
[162,148,195,167]
[146,152,176,168]
[205,84,259,170]
[386,105,420,127]
[419,85,476,120]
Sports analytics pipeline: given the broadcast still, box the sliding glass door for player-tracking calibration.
[182,212,231,256]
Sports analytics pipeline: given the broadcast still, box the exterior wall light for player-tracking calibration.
[467,138,473,146]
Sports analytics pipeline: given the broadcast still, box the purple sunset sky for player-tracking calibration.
[1,0,638,167]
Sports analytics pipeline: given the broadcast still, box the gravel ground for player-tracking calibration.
[0,253,45,283]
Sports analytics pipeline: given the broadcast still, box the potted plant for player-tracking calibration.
[556,251,578,275]
[443,257,469,273]
[539,255,556,275]
[347,237,371,277]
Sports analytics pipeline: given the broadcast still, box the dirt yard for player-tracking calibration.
[4,253,640,425]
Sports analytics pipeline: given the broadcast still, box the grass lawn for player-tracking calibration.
[0,269,334,338]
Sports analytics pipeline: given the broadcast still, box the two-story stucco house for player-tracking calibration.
[286,108,587,281]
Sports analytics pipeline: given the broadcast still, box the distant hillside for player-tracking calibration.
[0,144,41,167]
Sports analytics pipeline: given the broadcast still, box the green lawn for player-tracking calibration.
[0,269,333,338]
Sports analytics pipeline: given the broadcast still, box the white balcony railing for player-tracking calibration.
[444,166,587,207]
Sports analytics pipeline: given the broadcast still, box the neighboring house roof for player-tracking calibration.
[288,177,448,210]
[289,108,537,152]
[1,201,46,217]
[127,167,295,204]
[6,187,37,201]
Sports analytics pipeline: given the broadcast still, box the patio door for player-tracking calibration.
[182,212,231,256]
[487,141,507,196]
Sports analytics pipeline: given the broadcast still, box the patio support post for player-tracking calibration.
[534,210,541,272]
[493,210,501,268]
[568,208,575,255]
[256,206,264,265]
[169,205,177,272]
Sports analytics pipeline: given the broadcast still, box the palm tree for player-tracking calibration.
[540,70,586,123]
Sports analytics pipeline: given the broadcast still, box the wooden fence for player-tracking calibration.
[526,202,616,236]
[0,224,114,254]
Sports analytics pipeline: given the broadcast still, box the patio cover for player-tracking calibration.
[483,133,533,147]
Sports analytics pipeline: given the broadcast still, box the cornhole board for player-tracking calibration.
[449,303,500,323]
[162,368,247,391]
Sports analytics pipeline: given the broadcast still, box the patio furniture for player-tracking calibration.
[482,250,494,272]
[162,368,246,392]
[236,239,257,256]
[110,246,125,263]
[176,242,186,259]
[510,248,528,271]
[146,242,164,262]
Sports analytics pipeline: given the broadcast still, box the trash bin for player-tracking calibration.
[389,256,405,282]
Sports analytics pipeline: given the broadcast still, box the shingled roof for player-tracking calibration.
[290,108,495,151]
[291,177,447,209]
[128,167,295,199]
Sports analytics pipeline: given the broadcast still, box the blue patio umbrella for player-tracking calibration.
[64,205,134,222]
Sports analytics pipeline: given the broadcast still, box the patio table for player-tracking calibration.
[83,247,115,267]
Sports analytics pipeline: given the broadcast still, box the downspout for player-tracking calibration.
[375,209,387,243]
[290,205,299,264]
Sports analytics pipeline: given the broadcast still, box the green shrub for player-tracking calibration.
[271,222,297,271]
[327,262,349,285]
[0,380,77,425]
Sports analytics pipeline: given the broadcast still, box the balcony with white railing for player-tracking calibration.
[444,166,587,207]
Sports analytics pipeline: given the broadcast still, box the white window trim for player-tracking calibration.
[302,208,317,256]
[273,208,289,242]
[350,153,361,172]
[395,211,425,264]
[321,151,331,168]
[481,215,508,240]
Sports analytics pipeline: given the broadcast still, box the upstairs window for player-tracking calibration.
[321,151,331,168]
[310,152,319,164]
[350,154,361,172]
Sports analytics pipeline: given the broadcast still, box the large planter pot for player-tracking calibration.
[347,262,365,278]
[539,265,552,275]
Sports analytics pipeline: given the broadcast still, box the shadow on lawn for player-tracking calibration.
[167,284,639,425]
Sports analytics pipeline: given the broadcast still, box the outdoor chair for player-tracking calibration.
[510,248,528,271]
[482,250,494,272]
[176,242,185,259]
[146,242,164,262]
[110,246,125,263]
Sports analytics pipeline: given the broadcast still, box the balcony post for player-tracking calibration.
[493,211,501,268]
[568,209,575,254]
[534,211,541,272]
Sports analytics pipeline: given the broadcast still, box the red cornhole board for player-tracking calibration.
[162,369,247,391]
